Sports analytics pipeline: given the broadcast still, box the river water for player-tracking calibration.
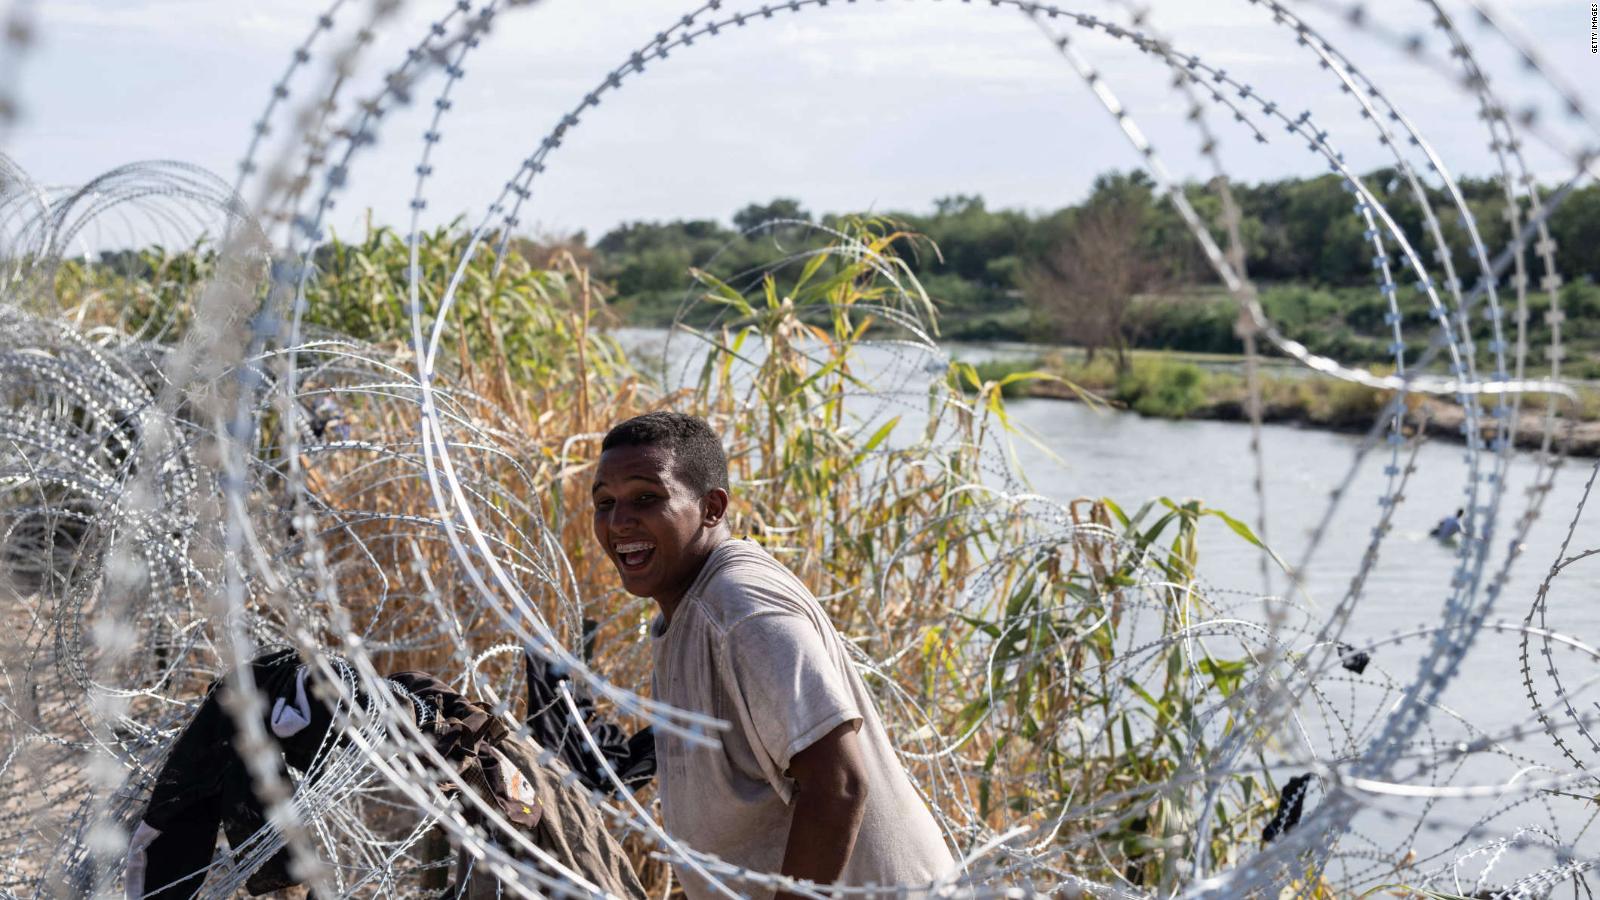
[621,327,1600,881]
[997,385,1600,883]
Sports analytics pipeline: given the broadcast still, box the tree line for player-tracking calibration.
[522,170,1600,376]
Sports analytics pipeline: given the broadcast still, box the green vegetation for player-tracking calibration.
[571,172,1600,376]
[652,221,1283,890]
[980,349,1600,454]
[50,220,1289,892]
[1115,360,1209,419]
[964,358,1053,399]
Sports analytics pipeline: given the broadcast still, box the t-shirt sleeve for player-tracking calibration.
[721,611,862,774]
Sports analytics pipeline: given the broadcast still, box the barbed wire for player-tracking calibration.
[1,0,1597,897]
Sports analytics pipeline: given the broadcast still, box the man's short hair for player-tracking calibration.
[601,412,729,495]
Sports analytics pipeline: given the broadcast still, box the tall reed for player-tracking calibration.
[47,219,1282,894]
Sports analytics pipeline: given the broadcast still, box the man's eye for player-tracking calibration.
[594,499,614,511]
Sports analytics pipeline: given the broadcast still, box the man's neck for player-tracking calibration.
[653,530,730,627]
[654,595,681,629]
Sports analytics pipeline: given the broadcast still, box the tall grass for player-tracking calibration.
[638,221,1276,888]
[50,220,1281,893]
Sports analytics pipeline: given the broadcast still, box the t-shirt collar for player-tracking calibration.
[649,538,744,641]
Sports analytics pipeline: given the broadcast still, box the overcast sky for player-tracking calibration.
[3,0,1584,241]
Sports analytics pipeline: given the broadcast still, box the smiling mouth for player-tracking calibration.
[614,541,656,572]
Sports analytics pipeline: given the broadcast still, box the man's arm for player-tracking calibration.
[776,721,870,900]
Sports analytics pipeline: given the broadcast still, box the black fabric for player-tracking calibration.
[139,648,338,898]
[139,641,666,897]
[137,796,219,899]
[1337,642,1371,675]
[1261,773,1315,844]
[138,651,559,898]
[524,646,656,795]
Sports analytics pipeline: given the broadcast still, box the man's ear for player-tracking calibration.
[701,488,729,527]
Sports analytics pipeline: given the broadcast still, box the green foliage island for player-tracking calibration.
[565,169,1599,381]
[62,168,1600,451]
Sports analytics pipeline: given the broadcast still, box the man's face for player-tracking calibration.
[591,443,715,602]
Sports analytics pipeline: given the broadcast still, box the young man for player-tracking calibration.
[591,412,955,900]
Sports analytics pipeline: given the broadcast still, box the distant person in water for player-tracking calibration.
[590,411,955,900]
[1430,508,1465,541]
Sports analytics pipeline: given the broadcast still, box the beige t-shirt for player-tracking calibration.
[651,539,955,900]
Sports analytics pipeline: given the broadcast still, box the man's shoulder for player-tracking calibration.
[693,540,814,632]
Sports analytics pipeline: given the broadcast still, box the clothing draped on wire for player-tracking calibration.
[523,635,656,794]
[125,648,645,900]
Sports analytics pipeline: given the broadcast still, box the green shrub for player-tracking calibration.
[1115,359,1210,418]
[1135,294,1239,354]
[1311,378,1386,427]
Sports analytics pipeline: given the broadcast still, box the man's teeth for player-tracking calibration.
[617,542,654,568]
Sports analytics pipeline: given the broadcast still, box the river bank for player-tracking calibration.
[976,353,1600,458]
